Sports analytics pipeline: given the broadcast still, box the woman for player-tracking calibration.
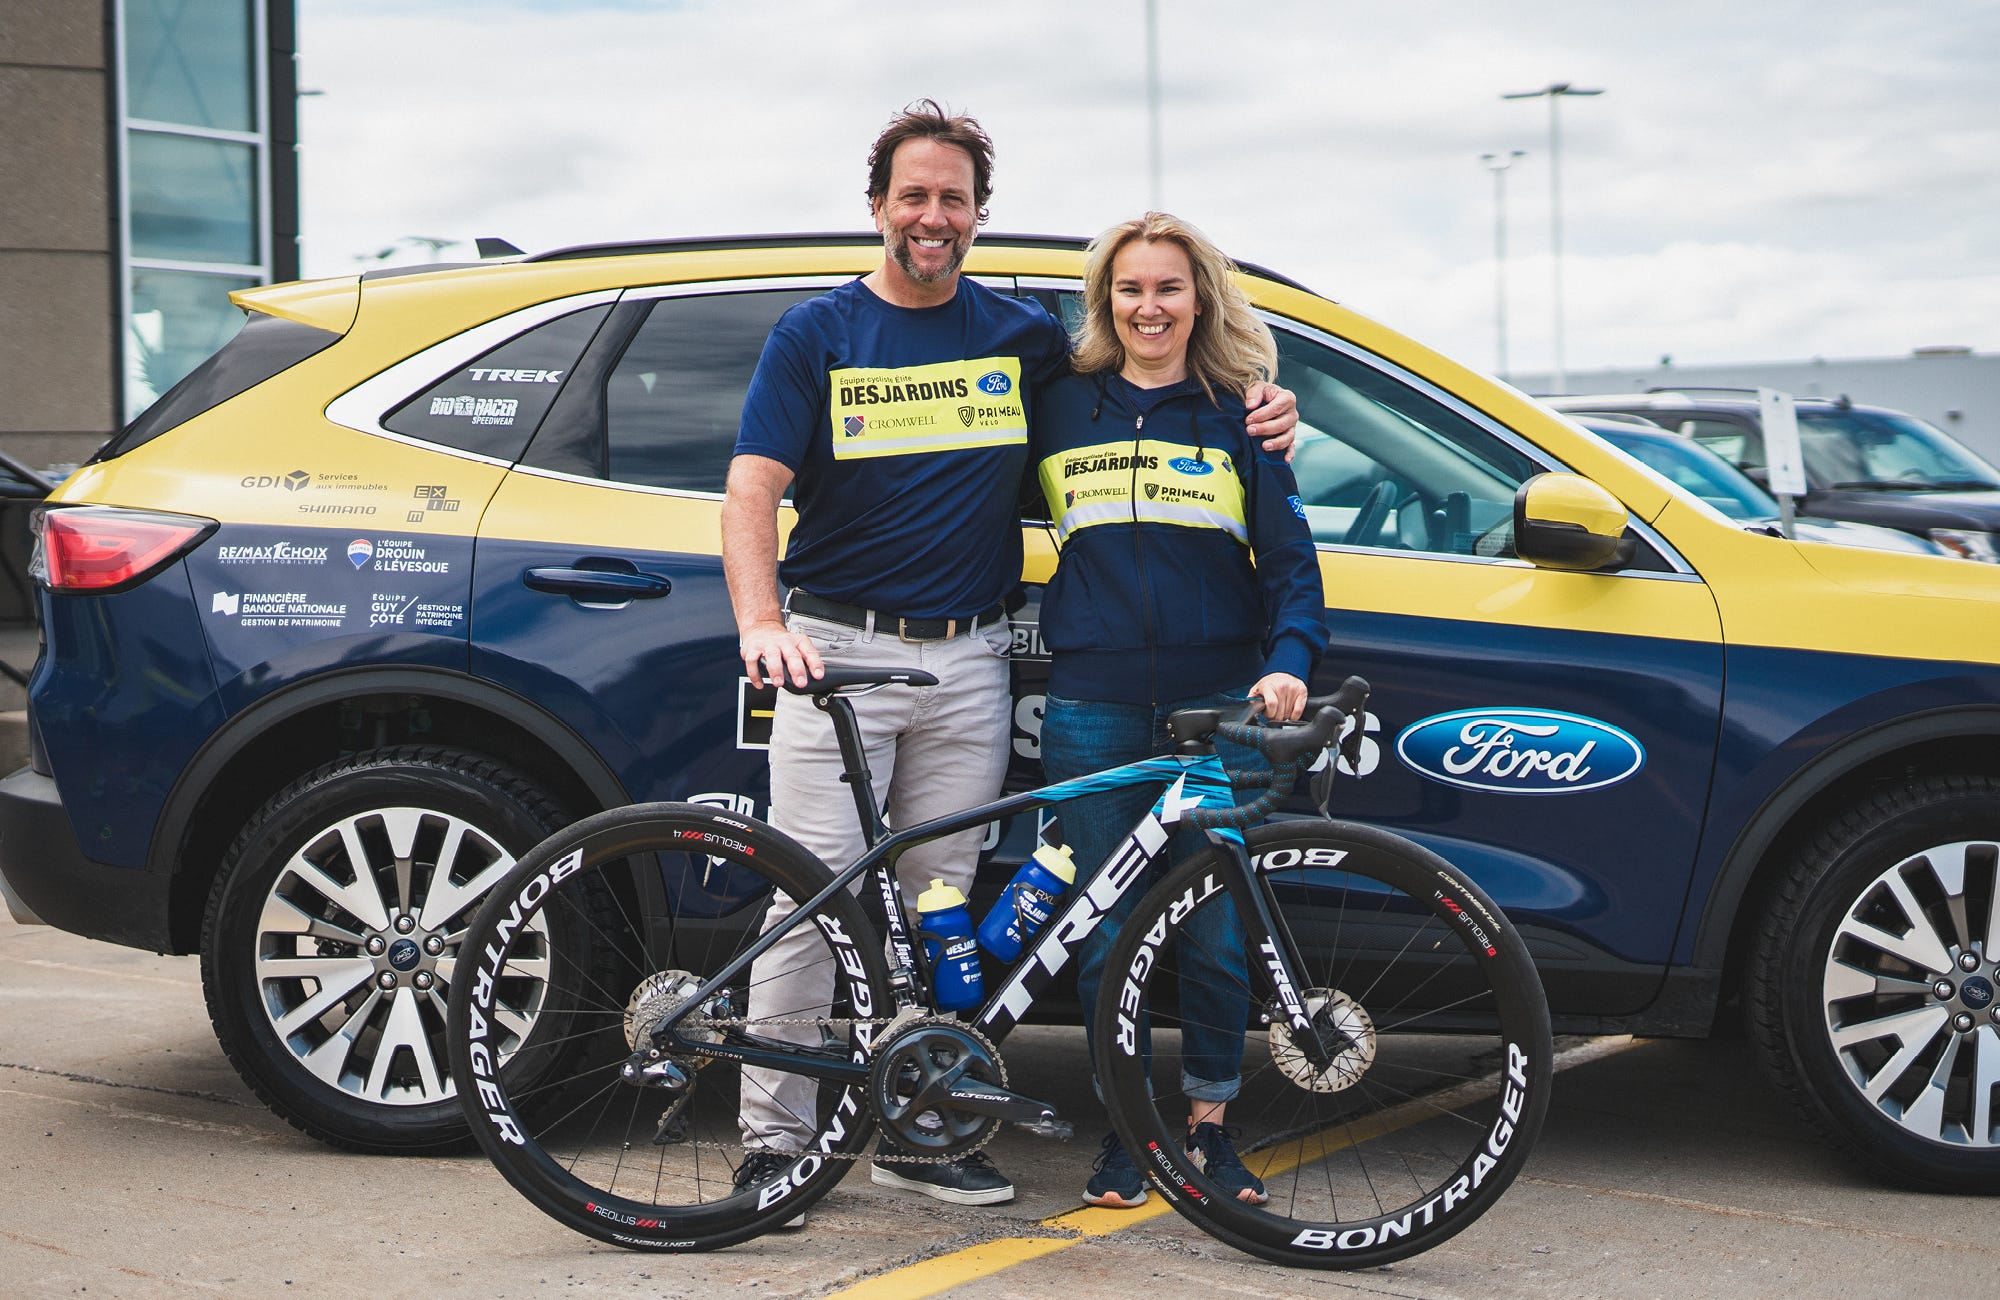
[1035,213,1329,1208]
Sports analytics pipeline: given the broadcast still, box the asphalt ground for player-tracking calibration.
[3,909,1996,1299]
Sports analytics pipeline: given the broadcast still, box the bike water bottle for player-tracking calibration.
[977,843,1077,963]
[916,879,983,1011]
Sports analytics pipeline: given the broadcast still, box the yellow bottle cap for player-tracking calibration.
[1031,843,1076,885]
[916,878,967,912]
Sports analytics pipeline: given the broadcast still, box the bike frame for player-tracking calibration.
[646,694,1331,1084]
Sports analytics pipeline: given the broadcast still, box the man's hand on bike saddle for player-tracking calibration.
[738,620,823,690]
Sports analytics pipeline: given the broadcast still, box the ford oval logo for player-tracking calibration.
[977,371,1012,395]
[1395,708,1645,795]
[1168,457,1214,476]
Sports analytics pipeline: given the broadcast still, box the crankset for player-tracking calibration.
[866,1015,1059,1156]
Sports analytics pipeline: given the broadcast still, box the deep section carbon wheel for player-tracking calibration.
[1094,819,1552,1268]
[448,802,892,1250]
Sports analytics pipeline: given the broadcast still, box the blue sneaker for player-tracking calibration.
[1083,1131,1149,1208]
[1187,1121,1267,1205]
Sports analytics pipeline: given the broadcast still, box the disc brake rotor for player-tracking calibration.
[1270,988,1376,1093]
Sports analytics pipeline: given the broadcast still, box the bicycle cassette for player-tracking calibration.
[624,969,722,1050]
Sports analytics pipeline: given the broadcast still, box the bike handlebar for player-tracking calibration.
[1176,675,1371,831]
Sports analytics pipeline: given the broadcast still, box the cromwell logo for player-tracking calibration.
[1396,708,1645,795]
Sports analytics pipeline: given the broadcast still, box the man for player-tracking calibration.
[721,100,1295,1211]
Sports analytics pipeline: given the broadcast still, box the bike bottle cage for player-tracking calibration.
[781,665,941,697]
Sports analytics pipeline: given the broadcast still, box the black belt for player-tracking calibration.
[789,592,1005,642]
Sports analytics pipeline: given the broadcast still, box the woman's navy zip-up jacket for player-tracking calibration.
[1033,369,1328,705]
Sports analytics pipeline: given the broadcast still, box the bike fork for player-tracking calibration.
[1208,830,1339,1073]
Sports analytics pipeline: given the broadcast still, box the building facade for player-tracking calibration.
[1,0,297,474]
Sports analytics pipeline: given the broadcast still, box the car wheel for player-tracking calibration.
[201,745,574,1153]
[1750,773,2000,1190]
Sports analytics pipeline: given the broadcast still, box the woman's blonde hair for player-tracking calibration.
[1069,212,1278,402]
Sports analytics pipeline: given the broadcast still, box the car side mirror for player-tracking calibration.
[1513,472,1634,571]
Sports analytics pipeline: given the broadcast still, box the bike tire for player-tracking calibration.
[446,802,892,1251]
[1093,819,1552,1269]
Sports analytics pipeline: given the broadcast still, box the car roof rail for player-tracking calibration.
[518,231,1316,293]
[1643,386,1760,396]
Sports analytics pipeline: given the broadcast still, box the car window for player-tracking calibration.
[602,290,820,493]
[1796,409,2000,489]
[1680,417,1761,469]
[1272,330,1537,557]
[383,305,611,461]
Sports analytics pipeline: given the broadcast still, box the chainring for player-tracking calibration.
[865,1015,1008,1157]
[1270,988,1376,1093]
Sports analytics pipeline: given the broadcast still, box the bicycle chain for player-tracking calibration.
[657,1009,1008,1166]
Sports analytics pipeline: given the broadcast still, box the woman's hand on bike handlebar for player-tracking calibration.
[739,619,824,690]
[1248,672,1308,722]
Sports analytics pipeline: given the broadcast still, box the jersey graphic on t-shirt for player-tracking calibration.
[828,356,1026,459]
[1041,438,1245,543]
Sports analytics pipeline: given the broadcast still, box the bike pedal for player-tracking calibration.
[1011,1116,1073,1140]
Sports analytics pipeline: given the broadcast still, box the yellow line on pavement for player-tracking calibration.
[830,1036,1639,1299]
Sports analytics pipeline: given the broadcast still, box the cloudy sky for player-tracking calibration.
[297,0,2000,379]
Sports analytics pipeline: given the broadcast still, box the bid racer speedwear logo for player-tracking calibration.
[827,356,1025,459]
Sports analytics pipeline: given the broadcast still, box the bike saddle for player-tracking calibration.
[779,664,940,696]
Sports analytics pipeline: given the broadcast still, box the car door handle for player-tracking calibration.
[523,566,672,600]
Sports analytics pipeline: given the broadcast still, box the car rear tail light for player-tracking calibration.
[32,506,216,592]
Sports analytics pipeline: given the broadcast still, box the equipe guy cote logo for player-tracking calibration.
[1395,708,1645,795]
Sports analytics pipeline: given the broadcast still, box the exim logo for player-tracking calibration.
[1395,708,1645,795]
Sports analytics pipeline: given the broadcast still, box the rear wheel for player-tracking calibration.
[447,802,891,1251]
[200,746,573,1153]
[1094,819,1552,1268]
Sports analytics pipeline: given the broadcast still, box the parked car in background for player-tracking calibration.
[0,450,53,630]
[1548,390,2000,561]
[5,236,2000,1196]
[1571,414,1952,557]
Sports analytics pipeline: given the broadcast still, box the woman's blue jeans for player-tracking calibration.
[1041,689,1258,1104]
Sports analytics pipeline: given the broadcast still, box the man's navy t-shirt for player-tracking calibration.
[735,277,1070,621]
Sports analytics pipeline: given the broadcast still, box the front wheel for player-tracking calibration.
[447,802,893,1251]
[1750,774,2000,1191]
[1094,820,1552,1269]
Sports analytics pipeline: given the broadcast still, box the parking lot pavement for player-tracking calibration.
[4,908,1997,1299]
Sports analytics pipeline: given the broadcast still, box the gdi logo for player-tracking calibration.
[240,469,311,491]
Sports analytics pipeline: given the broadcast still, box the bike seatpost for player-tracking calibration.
[816,692,887,846]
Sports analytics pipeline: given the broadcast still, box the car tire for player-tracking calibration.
[1750,773,2000,1191]
[200,745,576,1154]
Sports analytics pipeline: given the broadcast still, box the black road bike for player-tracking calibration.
[445,669,1551,1268]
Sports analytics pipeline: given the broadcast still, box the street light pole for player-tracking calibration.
[1503,81,1603,395]
[1480,149,1526,379]
[1145,0,1163,210]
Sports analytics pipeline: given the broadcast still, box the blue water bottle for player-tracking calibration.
[977,843,1077,963]
[916,878,983,1011]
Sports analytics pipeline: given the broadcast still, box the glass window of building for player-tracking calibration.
[118,0,282,421]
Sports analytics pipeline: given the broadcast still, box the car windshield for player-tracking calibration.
[1798,409,2000,491]
[1599,429,1773,521]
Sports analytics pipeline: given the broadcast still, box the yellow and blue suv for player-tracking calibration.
[3,235,1999,1192]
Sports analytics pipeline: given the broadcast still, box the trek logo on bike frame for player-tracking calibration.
[977,773,1205,1031]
